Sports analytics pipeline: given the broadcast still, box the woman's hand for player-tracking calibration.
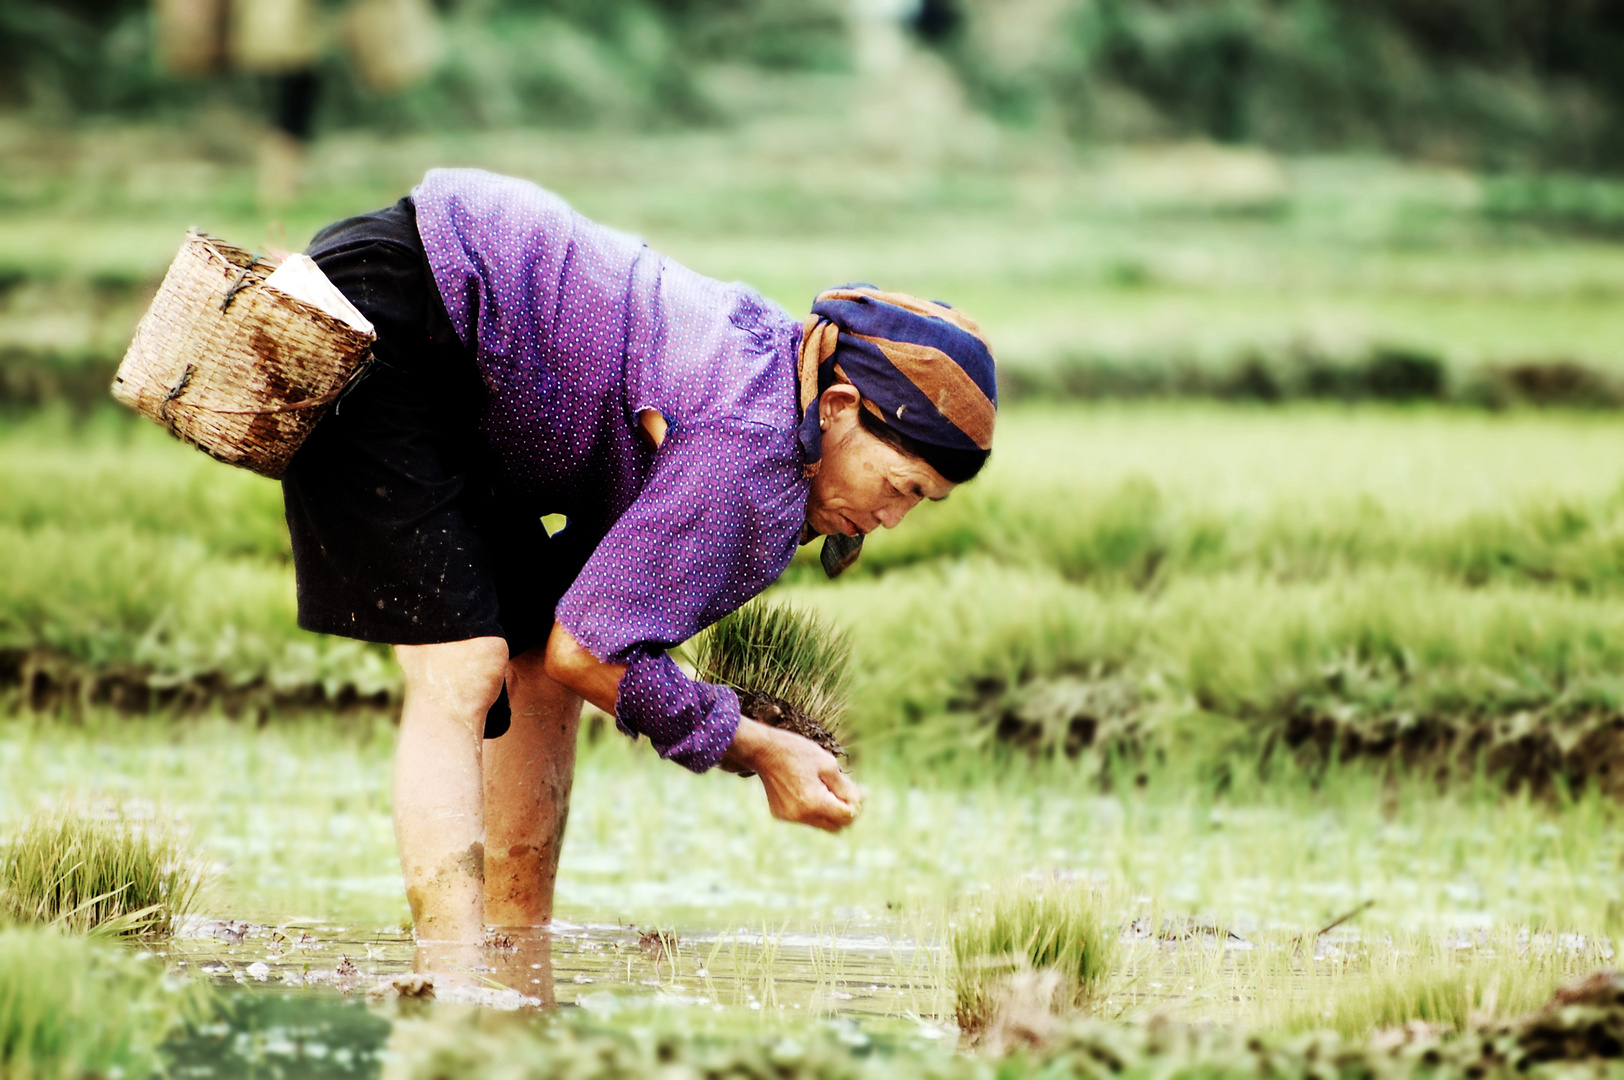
[721,717,864,832]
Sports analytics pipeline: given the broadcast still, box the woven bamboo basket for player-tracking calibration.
[112,232,375,480]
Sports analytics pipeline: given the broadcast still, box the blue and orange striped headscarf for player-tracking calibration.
[795,285,998,484]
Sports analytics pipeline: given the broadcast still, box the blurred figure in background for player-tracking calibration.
[152,0,443,206]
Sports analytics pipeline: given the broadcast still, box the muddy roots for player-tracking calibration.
[737,688,846,761]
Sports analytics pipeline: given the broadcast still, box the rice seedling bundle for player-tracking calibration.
[0,807,201,937]
[693,600,852,760]
[951,880,1118,1037]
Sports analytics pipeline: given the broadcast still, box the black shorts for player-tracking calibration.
[281,198,590,670]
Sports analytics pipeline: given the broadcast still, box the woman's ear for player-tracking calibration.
[817,383,862,432]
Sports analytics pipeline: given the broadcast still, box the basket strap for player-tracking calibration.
[220,256,262,312]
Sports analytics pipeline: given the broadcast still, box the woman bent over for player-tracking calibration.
[283,169,999,945]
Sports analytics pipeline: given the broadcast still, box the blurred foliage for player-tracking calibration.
[1482,171,1624,233]
[928,0,1624,169]
[0,0,847,128]
[0,923,205,1080]
[8,0,1624,167]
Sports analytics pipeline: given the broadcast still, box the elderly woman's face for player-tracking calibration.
[805,384,955,538]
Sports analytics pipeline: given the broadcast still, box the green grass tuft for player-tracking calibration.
[951,880,1118,1035]
[0,923,204,1079]
[693,599,852,728]
[0,807,201,937]
[1269,935,1573,1039]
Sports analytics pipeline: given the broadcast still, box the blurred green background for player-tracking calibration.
[10,0,1624,167]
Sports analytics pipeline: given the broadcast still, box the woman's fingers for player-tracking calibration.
[802,782,858,832]
[753,729,862,832]
[765,770,850,831]
[820,760,865,816]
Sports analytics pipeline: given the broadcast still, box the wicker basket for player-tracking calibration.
[112,232,375,480]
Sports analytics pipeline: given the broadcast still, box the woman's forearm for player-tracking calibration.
[543,623,625,715]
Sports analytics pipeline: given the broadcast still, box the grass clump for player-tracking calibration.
[0,807,201,937]
[0,923,203,1080]
[693,599,852,758]
[951,880,1118,1036]
[1271,936,1573,1040]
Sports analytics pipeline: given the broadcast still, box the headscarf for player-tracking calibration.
[795,285,997,478]
[795,285,998,577]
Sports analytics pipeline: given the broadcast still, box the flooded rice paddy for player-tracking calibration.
[1,710,1618,1074]
[4,714,1617,936]
[161,917,943,1019]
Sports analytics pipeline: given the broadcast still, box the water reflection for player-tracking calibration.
[164,992,393,1079]
[411,928,557,1007]
[159,918,946,1078]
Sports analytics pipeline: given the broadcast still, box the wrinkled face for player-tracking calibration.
[805,384,956,538]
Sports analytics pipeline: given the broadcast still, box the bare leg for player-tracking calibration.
[483,645,582,927]
[392,636,508,944]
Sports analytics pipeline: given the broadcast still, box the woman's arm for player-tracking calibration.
[544,623,863,832]
[542,621,625,715]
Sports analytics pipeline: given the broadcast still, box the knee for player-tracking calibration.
[395,637,509,719]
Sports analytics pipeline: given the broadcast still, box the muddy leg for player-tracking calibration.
[393,637,508,945]
[483,644,581,927]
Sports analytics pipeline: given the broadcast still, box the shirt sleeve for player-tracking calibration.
[552,420,807,772]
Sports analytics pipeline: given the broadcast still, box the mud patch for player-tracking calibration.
[1001,342,1449,404]
[1271,658,1624,797]
[1003,343,1624,412]
[956,663,1624,797]
[1449,970,1624,1068]
[0,647,396,719]
[952,671,1147,762]
[455,841,485,884]
[1274,704,1624,797]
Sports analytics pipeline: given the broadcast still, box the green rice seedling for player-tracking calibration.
[0,806,201,937]
[0,922,205,1080]
[951,880,1118,1036]
[692,599,852,758]
[1264,932,1583,1040]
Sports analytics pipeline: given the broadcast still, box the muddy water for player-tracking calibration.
[161,917,944,1018]
[7,719,1621,1074]
[158,918,948,1078]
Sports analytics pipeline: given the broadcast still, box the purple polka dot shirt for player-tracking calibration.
[412,169,811,772]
